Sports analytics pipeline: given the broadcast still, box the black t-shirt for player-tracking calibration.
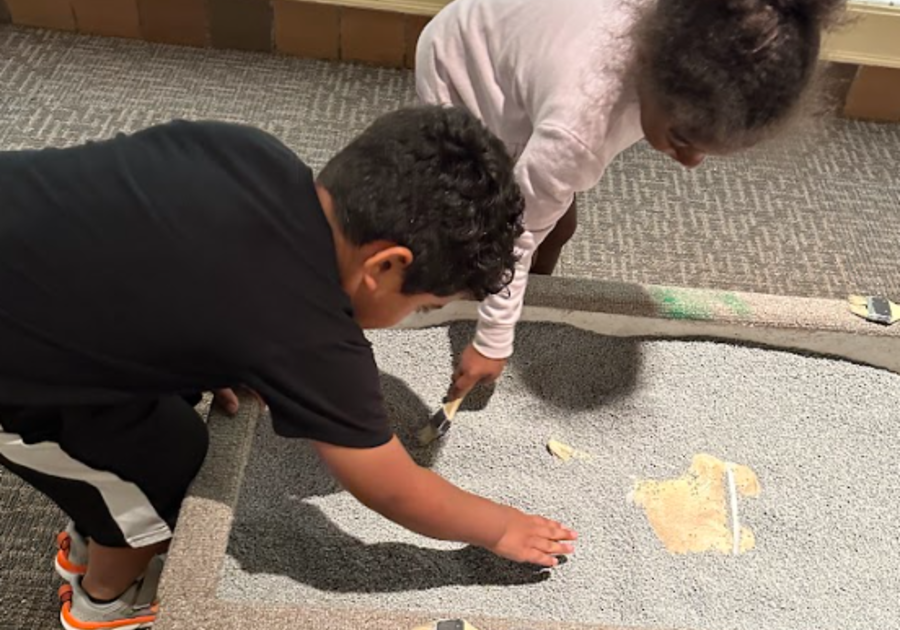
[0,120,391,448]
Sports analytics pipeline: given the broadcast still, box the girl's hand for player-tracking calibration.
[449,343,507,400]
[486,509,577,567]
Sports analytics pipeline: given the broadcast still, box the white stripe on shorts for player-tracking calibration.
[0,428,172,547]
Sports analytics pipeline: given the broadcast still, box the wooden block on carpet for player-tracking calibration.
[843,66,900,122]
[274,1,339,61]
[138,0,207,47]
[209,0,273,52]
[341,8,405,68]
[72,0,141,38]
[0,0,11,25]
[5,0,74,30]
[405,14,429,69]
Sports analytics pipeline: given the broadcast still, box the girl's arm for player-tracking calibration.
[467,125,608,364]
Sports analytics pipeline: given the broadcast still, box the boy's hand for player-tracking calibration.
[213,388,240,415]
[488,510,576,567]
[213,387,266,415]
[314,438,576,568]
[450,344,507,400]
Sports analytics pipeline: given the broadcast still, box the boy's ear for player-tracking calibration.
[361,245,413,293]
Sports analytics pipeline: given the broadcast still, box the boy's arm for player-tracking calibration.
[313,437,576,567]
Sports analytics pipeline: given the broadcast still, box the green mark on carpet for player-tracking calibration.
[650,288,752,320]
[651,288,712,320]
[717,293,752,317]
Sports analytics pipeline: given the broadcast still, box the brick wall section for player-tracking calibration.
[138,0,207,47]
[209,0,273,52]
[405,14,430,70]
[273,1,340,61]
[843,66,900,122]
[71,0,141,38]
[5,0,75,30]
[341,8,405,68]
[0,0,430,67]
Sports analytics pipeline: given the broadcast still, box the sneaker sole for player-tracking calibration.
[55,532,87,584]
[60,612,154,630]
[60,610,155,630]
[59,586,156,630]
[55,550,87,584]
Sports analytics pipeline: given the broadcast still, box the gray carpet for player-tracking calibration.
[0,24,898,629]
[0,28,898,299]
[222,322,900,630]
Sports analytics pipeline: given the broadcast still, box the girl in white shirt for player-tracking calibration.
[416,0,845,397]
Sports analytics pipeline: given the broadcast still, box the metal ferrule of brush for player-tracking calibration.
[417,398,464,445]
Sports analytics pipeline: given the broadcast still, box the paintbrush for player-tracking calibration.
[417,397,464,445]
[412,620,480,630]
[848,294,900,325]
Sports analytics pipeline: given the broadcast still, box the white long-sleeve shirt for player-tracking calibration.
[416,0,645,358]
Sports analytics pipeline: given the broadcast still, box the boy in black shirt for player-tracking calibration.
[0,106,576,630]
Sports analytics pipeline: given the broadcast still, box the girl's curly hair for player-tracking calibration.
[635,0,847,147]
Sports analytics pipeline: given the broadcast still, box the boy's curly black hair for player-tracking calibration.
[636,0,846,147]
[317,106,524,301]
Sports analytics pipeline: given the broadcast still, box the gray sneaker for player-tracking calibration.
[58,556,163,630]
[55,522,89,583]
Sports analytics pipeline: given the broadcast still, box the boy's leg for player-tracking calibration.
[54,394,206,582]
[0,395,208,627]
[81,540,170,602]
[531,198,578,276]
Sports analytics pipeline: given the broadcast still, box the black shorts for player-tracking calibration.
[0,394,209,548]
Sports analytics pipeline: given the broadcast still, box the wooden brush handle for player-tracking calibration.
[443,397,463,420]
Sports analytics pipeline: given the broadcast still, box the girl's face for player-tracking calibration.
[637,81,709,169]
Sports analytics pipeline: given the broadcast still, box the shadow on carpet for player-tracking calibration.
[220,322,900,630]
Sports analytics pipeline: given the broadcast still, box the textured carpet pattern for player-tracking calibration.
[575,134,900,298]
[0,470,62,628]
[0,24,898,629]
[0,28,898,300]
[222,323,900,630]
